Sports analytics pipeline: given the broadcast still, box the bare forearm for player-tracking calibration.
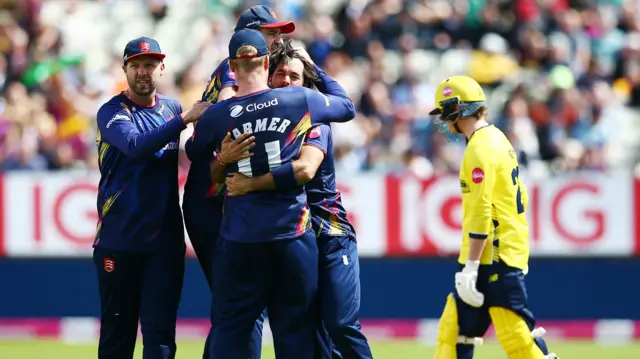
[247,160,311,192]
[467,238,486,262]
[248,174,277,191]
[210,161,226,184]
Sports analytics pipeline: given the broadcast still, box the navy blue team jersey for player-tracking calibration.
[190,86,355,243]
[184,57,236,200]
[304,124,356,239]
[95,93,185,251]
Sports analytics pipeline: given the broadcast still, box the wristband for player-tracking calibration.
[465,260,480,272]
[216,151,226,167]
[271,162,298,190]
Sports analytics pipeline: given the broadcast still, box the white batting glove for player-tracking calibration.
[455,260,485,308]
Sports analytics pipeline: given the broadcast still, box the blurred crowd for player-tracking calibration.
[1,0,640,178]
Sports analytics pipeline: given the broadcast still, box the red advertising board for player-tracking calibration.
[0,171,636,257]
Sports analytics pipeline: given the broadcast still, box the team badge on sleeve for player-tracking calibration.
[104,258,115,272]
[308,126,321,139]
[471,168,484,184]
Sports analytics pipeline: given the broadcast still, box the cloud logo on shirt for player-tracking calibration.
[230,105,244,118]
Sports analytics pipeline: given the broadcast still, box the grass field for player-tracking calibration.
[1,339,639,358]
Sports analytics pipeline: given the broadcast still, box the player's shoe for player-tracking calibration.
[544,354,558,359]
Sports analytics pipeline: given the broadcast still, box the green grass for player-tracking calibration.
[1,339,639,358]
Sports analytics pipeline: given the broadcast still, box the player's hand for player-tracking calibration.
[219,132,255,165]
[295,47,314,64]
[182,102,211,124]
[455,260,485,308]
[225,172,252,196]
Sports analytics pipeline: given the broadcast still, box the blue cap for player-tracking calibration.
[234,5,295,34]
[123,37,165,64]
[229,29,269,60]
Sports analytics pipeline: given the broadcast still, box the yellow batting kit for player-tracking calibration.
[458,126,530,271]
[428,76,558,359]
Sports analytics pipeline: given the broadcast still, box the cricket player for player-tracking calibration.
[225,40,374,359]
[428,75,558,359]
[189,29,355,359]
[94,37,209,359]
[183,4,294,287]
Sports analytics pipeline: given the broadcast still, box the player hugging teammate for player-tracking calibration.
[429,76,559,359]
[224,39,374,359]
[188,26,369,359]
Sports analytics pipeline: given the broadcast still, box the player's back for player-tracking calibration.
[304,124,356,239]
[214,87,316,243]
[95,94,183,251]
[459,125,529,271]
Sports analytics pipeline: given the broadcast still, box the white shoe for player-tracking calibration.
[544,353,558,359]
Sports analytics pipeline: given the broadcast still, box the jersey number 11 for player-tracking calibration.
[237,140,282,177]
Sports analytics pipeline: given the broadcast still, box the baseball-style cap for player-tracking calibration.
[229,29,269,60]
[234,5,295,34]
[123,37,166,64]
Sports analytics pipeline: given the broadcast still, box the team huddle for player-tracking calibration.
[93,5,558,359]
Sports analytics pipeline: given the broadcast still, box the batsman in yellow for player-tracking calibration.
[428,76,559,359]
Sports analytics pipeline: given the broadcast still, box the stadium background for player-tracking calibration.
[1,0,640,357]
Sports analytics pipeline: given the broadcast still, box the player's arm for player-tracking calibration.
[210,153,226,184]
[185,83,237,161]
[97,105,186,159]
[225,125,328,196]
[304,84,356,124]
[463,146,495,263]
[189,109,220,160]
[313,64,348,98]
[226,146,324,195]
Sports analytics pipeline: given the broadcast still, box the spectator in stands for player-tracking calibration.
[0,0,639,175]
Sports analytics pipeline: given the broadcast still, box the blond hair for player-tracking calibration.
[229,45,267,73]
[470,106,488,121]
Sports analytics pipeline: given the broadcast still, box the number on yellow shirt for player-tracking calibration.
[510,166,525,214]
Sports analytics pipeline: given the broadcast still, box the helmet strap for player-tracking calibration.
[451,116,464,136]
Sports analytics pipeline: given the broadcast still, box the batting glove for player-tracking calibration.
[455,260,485,308]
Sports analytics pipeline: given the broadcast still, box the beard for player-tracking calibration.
[127,76,156,96]
[270,41,283,52]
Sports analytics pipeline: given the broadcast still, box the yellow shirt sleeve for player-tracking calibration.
[462,145,494,239]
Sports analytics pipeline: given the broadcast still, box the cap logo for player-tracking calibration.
[270,10,278,20]
[140,42,150,52]
[442,86,453,97]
